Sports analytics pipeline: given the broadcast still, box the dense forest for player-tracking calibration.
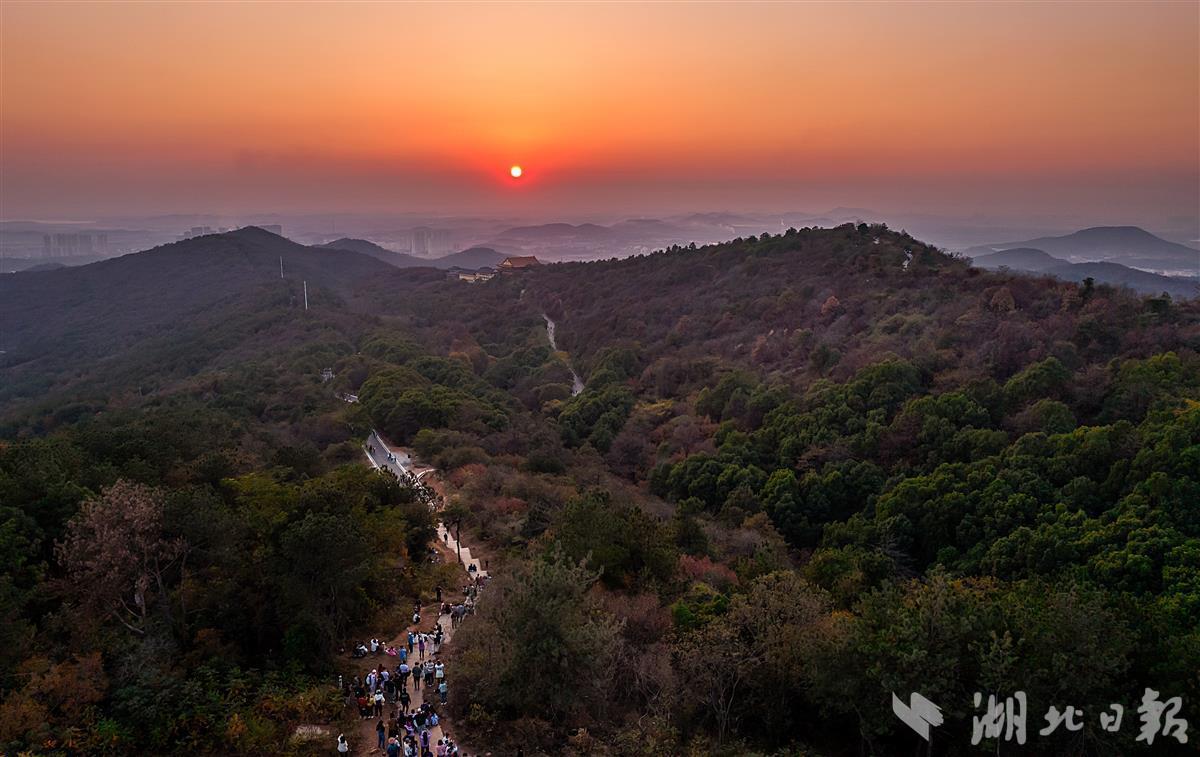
[1,225,1196,754]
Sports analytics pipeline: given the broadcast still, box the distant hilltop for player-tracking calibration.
[315,239,506,270]
[964,225,1199,277]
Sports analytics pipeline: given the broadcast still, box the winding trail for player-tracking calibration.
[543,313,584,396]
[354,431,488,754]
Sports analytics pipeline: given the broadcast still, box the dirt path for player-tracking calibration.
[349,433,487,755]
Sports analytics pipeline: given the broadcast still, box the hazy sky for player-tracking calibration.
[1,1,1197,224]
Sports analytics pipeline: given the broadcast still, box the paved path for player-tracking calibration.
[356,431,486,754]
[543,313,584,397]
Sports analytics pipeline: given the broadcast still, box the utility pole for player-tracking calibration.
[279,256,284,279]
[303,281,308,310]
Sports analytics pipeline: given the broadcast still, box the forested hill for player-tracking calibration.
[0,226,400,409]
[346,223,1200,752]
[520,223,1197,388]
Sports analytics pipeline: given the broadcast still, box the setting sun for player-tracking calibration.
[510,165,523,179]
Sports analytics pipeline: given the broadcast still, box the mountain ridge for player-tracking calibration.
[965,225,1199,275]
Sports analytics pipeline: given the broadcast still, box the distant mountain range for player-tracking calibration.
[316,238,505,269]
[964,226,1199,277]
[969,237,1198,298]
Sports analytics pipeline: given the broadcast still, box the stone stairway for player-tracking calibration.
[438,524,489,578]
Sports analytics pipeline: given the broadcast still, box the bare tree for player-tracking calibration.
[57,480,188,637]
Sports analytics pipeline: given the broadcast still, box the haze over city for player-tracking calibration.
[1,1,1197,233]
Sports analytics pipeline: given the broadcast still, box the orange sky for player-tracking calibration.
[1,1,1197,220]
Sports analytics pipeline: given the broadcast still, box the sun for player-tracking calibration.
[510,165,523,179]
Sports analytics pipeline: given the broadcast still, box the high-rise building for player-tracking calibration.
[42,232,108,258]
[409,226,451,257]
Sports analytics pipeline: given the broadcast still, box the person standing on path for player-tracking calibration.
[418,635,425,660]
[376,719,386,750]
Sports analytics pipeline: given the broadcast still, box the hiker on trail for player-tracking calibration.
[373,690,385,717]
[435,586,442,603]
[387,737,402,757]
[337,733,349,754]
[412,664,421,691]
[357,693,371,719]
[399,686,411,714]
[417,635,426,659]
[438,679,448,704]
[434,660,444,684]
[423,660,434,689]
[377,719,386,750]
[407,631,415,654]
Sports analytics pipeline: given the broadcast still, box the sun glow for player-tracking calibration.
[510,165,523,178]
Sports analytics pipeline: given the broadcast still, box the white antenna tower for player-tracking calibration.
[280,256,284,279]
[303,281,309,311]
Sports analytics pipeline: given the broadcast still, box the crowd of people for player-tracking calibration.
[341,577,491,755]
[345,437,490,755]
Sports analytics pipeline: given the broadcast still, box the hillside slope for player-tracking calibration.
[0,227,396,405]
[510,226,1197,390]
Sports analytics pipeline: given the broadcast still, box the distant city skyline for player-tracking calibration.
[1,2,1196,228]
